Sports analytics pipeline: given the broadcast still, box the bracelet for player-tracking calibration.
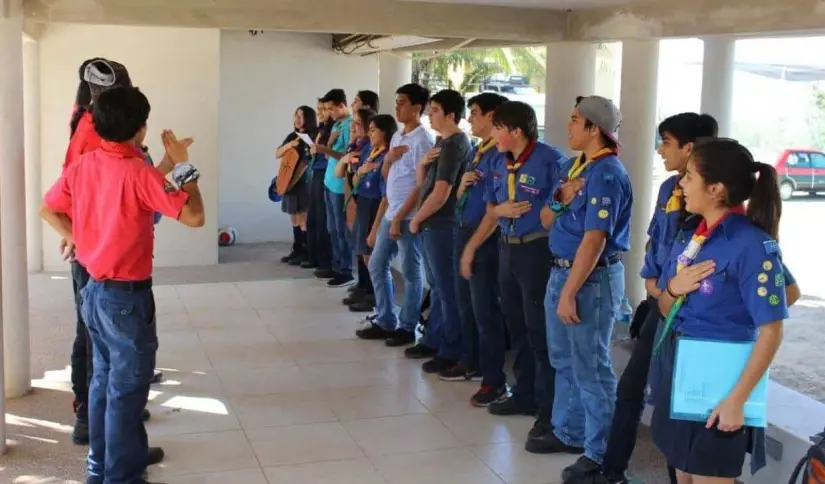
[666,279,680,299]
[549,200,567,214]
[172,163,200,187]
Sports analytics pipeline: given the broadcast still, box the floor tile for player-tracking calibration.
[300,361,397,390]
[204,342,295,371]
[149,430,259,477]
[151,369,225,397]
[281,340,371,365]
[147,394,240,437]
[196,326,278,348]
[326,385,429,421]
[371,448,504,484]
[342,414,464,457]
[217,366,324,397]
[264,458,387,484]
[160,468,269,484]
[186,308,265,329]
[231,391,338,429]
[471,442,579,484]
[246,422,365,467]
[155,345,213,372]
[434,408,535,445]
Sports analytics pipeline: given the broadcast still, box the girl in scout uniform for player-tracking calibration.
[652,138,787,483]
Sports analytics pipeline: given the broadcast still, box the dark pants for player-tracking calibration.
[602,296,677,483]
[455,225,506,388]
[498,236,554,418]
[82,280,157,484]
[420,224,462,362]
[306,170,332,270]
[71,261,93,407]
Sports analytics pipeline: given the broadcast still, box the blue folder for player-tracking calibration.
[671,337,768,428]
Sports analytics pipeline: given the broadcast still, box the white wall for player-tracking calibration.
[218,31,379,243]
[38,24,220,271]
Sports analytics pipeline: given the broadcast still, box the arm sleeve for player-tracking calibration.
[434,139,465,184]
[739,239,790,327]
[583,169,624,235]
[44,172,73,213]
[281,132,297,147]
[640,215,661,279]
[781,261,796,286]
[483,166,497,204]
[134,165,190,219]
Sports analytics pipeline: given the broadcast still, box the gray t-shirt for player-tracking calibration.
[418,132,474,228]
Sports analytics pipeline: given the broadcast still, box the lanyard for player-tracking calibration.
[653,205,746,354]
[506,141,536,202]
[456,138,496,216]
[344,146,386,210]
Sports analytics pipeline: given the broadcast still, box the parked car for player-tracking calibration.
[773,148,825,200]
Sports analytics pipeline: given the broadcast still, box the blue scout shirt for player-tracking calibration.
[484,142,565,237]
[459,146,501,228]
[355,148,386,200]
[664,214,789,342]
[549,155,633,260]
[324,116,352,194]
[642,174,684,284]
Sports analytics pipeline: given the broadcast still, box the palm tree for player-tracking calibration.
[413,46,546,93]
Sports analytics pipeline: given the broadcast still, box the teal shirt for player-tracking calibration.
[324,116,352,194]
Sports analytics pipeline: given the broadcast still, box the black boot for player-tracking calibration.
[281,226,301,263]
[72,401,89,445]
[289,229,308,266]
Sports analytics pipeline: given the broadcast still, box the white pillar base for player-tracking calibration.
[700,37,735,138]
[544,42,597,155]
[378,53,412,116]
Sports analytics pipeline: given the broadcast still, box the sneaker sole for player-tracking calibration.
[438,374,471,382]
[328,280,356,288]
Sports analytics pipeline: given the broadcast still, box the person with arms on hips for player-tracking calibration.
[460,101,564,451]
[651,138,787,484]
[408,89,473,375]
[305,99,335,274]
[276,105,318,266]
[542,96,632,482]
[42,86,205,484]
[452,92,509,407]
[355,83,434,347]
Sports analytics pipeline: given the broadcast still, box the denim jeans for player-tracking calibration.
[546,262,625,465]
[81,280,157,484]
[324,188,352,276]
[368,218,423,333]
[455,226,506,387]
[70,261,93,406]
[419,223,462,361]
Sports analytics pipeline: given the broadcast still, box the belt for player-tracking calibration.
[99,278,153,292]
[551,252,623,269]
[502,232,547,244]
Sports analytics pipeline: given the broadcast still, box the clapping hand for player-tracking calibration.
[161,130,193,165]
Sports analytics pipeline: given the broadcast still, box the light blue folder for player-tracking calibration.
[671,337,768,428]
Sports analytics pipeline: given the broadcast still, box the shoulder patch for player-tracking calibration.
[763,239,781,257]
[602,172,615,184]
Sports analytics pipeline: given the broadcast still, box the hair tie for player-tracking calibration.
[751,162,760,173]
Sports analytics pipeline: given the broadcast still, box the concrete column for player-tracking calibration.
[23,35,42,272]
[378,53,412,116]
[544,42,597,155]
[700,37,735,138]
[0,0,32,409]
[619,40,660,307]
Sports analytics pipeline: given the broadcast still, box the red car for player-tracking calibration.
[773,149,825,200]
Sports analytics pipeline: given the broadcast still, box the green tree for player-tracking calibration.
[808,83,825,150]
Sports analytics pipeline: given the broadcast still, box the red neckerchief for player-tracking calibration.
[99,141,144,159]
[505,141,536,173]
[695,204,746,238]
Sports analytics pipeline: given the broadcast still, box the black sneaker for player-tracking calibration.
[403,342,437,356]
[314,268,336,280]
[438,363,478,382]
[147,446,165,466]
[348,300,375,313]
[386,329,416,347]
[355,323,394,340]
[470,385,507,407]
[280,250,298,263]
[327,273,356,288]
[300,259,318,269]
[72,404,89,445]
[342,289,368,305]
[288,253,307,266]
[524,429,584,455]
[422,357,457,374]
[151,369,164,384]
[527,417,550,440]
[142,408,151,422]
[488,395,537,417]
[561,456,604,482]
[347,284,361,294]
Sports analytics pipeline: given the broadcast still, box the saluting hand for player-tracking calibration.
[494,201,531,218]
[668,260,716,297]
[162,130,193,165]
[461,171,478,187]
[558,178,586,205]
[386,146,408,164]
[357,162,378,176]
[420,148,441,166]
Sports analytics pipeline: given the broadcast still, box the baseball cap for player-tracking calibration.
[84,59,132,100]
[576,95,622,146]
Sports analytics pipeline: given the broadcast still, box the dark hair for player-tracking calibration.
[430,89,466,123]
[369,113,398,144]
[355,107,376,131]
[92,87,151,143]
[492,101,538,141]
[467,92,508,114]
[295,105,318,139]
[658,113,718,146]
[356,90,379,111]
[70,58,106,137]
[574,96,618,151]
[396,83,430,115]
[691,138,782,238]
[321,88,347,106]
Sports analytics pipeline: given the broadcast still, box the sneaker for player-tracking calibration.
[72,411,89,445]
[470,385,507,407]
[403,342,437,356]
[314,268,336,280]
[561,456,604,482]
[527,417,551,440]
[422,357,457,374]
[438,363,477,382]
[327,273,356,288]
[147,446,165,466]
[488,395,537,417]
[348,300,375,313]
[342,289,368,305]
[355,322,394,340]
[386,329,416,347]
[151,369,164,384]
[142,408,151,422]
[280,250,298,263]
[347,284,361,294]
[300,260,318,269]
[288,254,307,266]
[524,429,584,455]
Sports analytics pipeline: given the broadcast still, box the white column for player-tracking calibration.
[23,35,42,272]
[0,0,32,408]
[619,40,660,307]
[700,37,735,138]
[544,42,597,155]
[378,53,412,116]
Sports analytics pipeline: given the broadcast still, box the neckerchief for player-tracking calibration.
[653,205,747,354]
[344,145,386,210]
[567,147,617,180]
[456,138,497,216]
[506,141,536,201]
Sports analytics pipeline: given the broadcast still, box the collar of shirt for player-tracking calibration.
[99,141,145,159]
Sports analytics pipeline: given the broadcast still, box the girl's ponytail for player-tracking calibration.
[747,161,782,239]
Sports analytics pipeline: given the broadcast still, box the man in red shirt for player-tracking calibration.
[42,86,205,484]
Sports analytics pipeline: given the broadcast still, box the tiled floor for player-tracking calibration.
[3,258,669,483]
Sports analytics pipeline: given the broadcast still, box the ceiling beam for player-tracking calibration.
[25,0,567,44]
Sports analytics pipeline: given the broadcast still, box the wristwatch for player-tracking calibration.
[172,163,200,187]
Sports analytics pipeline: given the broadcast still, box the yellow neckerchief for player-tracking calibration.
[567,147,616,180]
[471,138,496,167]
[664,174,685,213]
[506,142,536,201]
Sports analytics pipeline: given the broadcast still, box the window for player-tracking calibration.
[787,152,810,167]
[810,152,825,169]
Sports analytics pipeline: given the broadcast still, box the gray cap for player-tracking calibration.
[84,59,132,101]
[576,95,622,145]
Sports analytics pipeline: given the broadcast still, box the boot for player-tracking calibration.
[72,401,89,445]
[281,226,301,263]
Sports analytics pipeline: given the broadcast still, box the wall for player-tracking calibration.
[218,31,378,243]
[38,23,220,271]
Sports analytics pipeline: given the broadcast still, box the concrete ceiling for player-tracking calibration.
[398,0,634,10]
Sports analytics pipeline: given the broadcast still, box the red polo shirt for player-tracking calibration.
[65,112,102,170]
[45,141,190,281]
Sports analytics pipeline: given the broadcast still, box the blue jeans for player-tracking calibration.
[419,223,462,361]
[455,226,506,387]
[81,280,157,484]
[324,188,352,276]
[546,262,625,465]
[368,218,423,333]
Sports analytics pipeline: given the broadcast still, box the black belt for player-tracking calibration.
[502,232,547,244]
[551,253,623,269]
[99,278,153,292]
